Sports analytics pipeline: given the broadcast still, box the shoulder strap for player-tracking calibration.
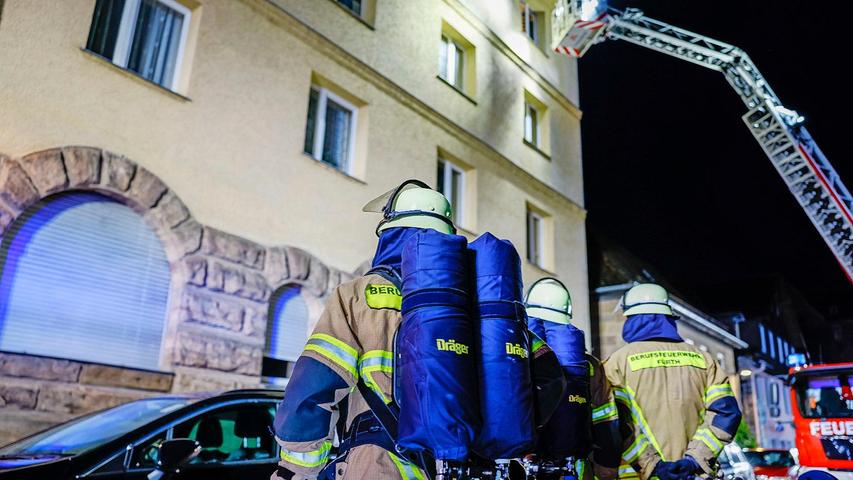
[365,265,402,289]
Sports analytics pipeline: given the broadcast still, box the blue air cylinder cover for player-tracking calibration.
[469,233,536,460]
[395,229,479,461]
[538,322,592,459]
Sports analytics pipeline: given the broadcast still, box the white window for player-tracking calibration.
[86,0,191,90]
[439,35,465,90]
[526,209,543,266]
[0,192,171,370]
[520,2,542,45]
[304,86,358,172]
[524,101,541,146]
[437,159,465,225]
[263,284,310,381]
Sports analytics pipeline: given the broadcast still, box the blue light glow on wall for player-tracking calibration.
[266,284,309,362]
[0,192,171,370]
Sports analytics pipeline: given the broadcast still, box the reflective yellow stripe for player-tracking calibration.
[590,361,595,377]
[619,464,641,479]
[531,336,546,353]
[622,434,649,463]
[365,284,402,310]
[576,458,587,479]
[305,333,358,378]
[613,386,664,458]
[359,350,394,403]
[280,440,332,468]
[704,383,734,404]
[592,401,618,423]
[693,427,723,455]
[388,452,427,480]
[627,351,707,371]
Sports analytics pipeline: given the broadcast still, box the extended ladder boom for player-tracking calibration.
[604,8,853,282]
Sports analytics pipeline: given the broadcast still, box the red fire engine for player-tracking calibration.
[790,362,853,480]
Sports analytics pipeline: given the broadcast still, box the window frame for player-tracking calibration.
[335,0,363,17]
[92,0,191,91]
[524,100,540,147]
[521,2,541,45]
[439,34,466,90]
[304,86,359,174]
[526,209,544,267]
[437,158,466,226]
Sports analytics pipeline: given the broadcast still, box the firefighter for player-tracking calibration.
[603,283,742,480]
[271,180,566,480]
[526,278,621,480]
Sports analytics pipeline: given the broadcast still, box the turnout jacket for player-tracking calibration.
[603,341,741,480]
[273,274,564,479]
[587,355,621,480]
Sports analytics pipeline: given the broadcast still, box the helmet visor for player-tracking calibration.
[362,180,430,213]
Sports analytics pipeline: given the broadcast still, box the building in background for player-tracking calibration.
[0,0,587,443]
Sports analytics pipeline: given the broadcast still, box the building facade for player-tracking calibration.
[0,0,587,443]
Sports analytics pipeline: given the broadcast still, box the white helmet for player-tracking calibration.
[362,179,455,235]
[621,283,675,317]
[525,277,572,324]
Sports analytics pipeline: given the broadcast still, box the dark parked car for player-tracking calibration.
[0,389,283,479]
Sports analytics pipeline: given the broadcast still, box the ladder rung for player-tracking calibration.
[769,142,795,158]
[788,172,816,186]
[783,163,808,176]
[775,152,803,168]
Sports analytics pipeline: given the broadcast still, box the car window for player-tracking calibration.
[172,404,276,464]
[744,451,796,467]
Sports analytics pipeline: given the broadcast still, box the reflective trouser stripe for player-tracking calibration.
[619,464,640,480]
[280,440,332,468]
[576,458,587,480]
[704,383,734,404]
[592,401,618,423]
[304,333,358,379]
[693,427,723,455]
[531,337,546,353]
[389,452,427,480]
[359,350,393,403]
[613,386,664,458]
[622,434,650,464]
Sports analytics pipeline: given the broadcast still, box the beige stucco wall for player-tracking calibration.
[0,0,589,327]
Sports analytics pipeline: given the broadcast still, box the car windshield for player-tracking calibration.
[0,398,192,457]
[744,451,796,467]
[796,371,853,418]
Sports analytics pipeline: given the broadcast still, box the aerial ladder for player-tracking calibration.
[552,1,853,283]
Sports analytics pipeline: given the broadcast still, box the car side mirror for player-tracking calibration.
[147,439,200,480]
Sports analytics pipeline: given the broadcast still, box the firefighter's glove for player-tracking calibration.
[652,460,696,480]
[272,465,296,480]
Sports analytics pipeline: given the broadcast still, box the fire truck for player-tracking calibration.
[789,362,853,480]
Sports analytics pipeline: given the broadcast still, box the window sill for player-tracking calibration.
[523,139,551,160]
[328,0,375,30]
[436,76,477,105]
[80,48,191,102]
[301,152,366,185]
[526,260,557,276]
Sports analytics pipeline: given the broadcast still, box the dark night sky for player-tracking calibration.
[580,1,853,316]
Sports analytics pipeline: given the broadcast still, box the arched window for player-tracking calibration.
[0,192,171,370]
[263,284,310,381]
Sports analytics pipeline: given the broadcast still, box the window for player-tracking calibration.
[439,35,465,90]
[0,192,171,370]
[520,1,544,45]
[524,101,540,146]
[263,285,310,381]
[716,352,727,372]
[437,159,465,226]
[304,86,358,172]
[130,404,277,469]
[526,209,543,267]
[86,0,191,90]
[336,0,362,16]
[795,373,853,418]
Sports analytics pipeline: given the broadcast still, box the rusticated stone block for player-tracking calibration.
[202,228,265,270]
[175,331,262,375]
[172,368,260,392]
[170,218,203,258]
[284,246,311,280]
[128,167,167,208]
[185,256,207,286]
[146,190,189,229]
[0,203,15,233]
[305,256,330,296]
[265,248,289,284]
[0,409,70,446]
[61,147,102,187]
[0,352,81,382]
[243,306,267,338]
[0,385,38,409]
[36,384,143,415]
[0,159,39,213]
[182,290,244,332]
[19,149,68,195]
[208,261,270,301]
[79,364,173,392]
[102,151,136,192]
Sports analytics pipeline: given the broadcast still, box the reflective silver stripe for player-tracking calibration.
[305,333,358,377]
